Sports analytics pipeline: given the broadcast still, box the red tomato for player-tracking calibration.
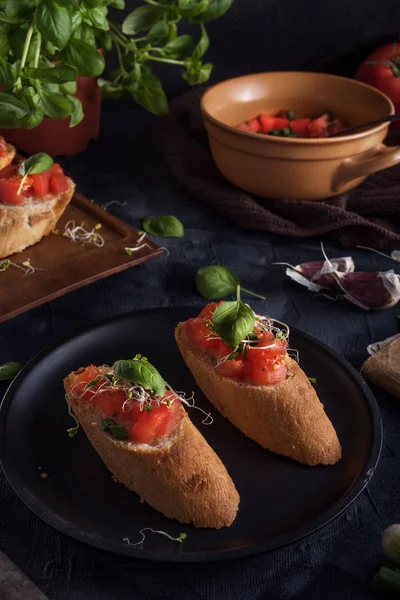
[216,359,246,379]
[327,118,346,135]
[69,365,100,397]
[186,318,219,349]
[290,118,311,137]
[94,388,127,417]
[248,334,286,362]
[237,122,250,132]
[307,115,329,138]
[0,177,25,205]
[244,361,287,385]
[130,400,183,444]
[32,172,50,197]
[356,43,400,128]
[259,114,276,133]
[276,109,288,119]
[273,117,290,129]
[157,395,184,437]
[246,118,261,133]
[216,339,234,359]
[197,302,222,320]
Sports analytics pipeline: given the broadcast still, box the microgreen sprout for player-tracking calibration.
[102,200,127,211]
[123,528,187,547]
[63,221,105,247]
[308,377,317,386]
[0,258,45,276]
[357,245,400,263]
[0,259,11,272]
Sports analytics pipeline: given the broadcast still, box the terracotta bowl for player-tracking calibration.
[201,72,400,200]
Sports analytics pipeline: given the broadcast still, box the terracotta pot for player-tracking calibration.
[0,75,101,157]
[201,72,400,201]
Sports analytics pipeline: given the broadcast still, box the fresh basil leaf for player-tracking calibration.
[193,24,209,59]
[9,28,38,61]
[19,109,44,129]
[110,0,125,8]
[147,20,169,44]
[191,0,232,22]
[213,294,255,348]
[99,417,115,431]
[0,25,9,55]
[179,0,210,18]
[97,30,112,50]
[60,39,105,77]
[59,79,77,94]
[24,64,77,84]
[183,59,212,85]
[71,22,96,45]
[2,0,35,20]
[0,361,22,381]
[195,265,238,299]
[68,95,84,127]
[98,78,124,99]
[122,5,166,35]
[114,358,166,397]
[83,6,109,31]
[163,35,193,59]
[83,0,106,7]
[18,152,54,176]
[70,7,83,32]
[166,22,177,41]
[36,0,72,50]
[0,57,16,89]
[99,418,128,440]
[38,91,74,119]
[130,68,168,116]
[0,92,29,120]
[23,86,41,108]
[142,215,184,238]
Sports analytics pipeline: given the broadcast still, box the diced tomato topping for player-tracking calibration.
[32,172,50,197]
[237,122,250,132]
[216,359,246,379]
[0,160,68,204]
[130,397,183,444]
[197,302,223,320]
[307,114,330,138]
[244,361,287,385]
[216,339,234,359]
[327,118,346,135]
[259,114,276,134]
[273,117,290,129]
[186,317,219,349]
[69,365,101,397]
[49,164,68,194]
[94,388,127,417]
[290,118,311,137]
[275,109,288,119]
[248,333,287,363]
[0,176,25,205]
[246,118,261,133]
[157,393,184,437]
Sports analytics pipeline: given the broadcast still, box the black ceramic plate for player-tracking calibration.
[0,308,382,563]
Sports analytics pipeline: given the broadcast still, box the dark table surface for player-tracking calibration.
[2,89,400,600]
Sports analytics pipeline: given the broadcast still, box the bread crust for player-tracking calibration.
[361,336,400,399]
[0,178,75,259]
[175,322,342,466]
[64,371,240,529]
[0,144,16,170]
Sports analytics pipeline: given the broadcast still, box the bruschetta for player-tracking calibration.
[175,301,342,466]
[64,356,239,529]
[0,148,74,259]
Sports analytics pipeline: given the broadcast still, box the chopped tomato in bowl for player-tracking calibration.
[186,303,288,385]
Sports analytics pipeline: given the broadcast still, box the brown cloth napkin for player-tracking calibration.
[156,86,400,249]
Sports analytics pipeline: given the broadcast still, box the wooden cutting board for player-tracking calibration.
[0,192,162,324]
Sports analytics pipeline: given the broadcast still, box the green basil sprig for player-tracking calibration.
[18,152,53,176]
[142,215,184,238]
[0,361,22,381]
[114,356,166,397]
[212,287,256,348]
[196,266,266,300]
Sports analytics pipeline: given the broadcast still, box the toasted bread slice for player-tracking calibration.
[64,369,239,529]
[361,336,400,399]
[175,323,342,466]
[0,143,16,170]
[0,178,75,259]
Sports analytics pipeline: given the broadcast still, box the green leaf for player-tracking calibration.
[59,79,77,94]
[70,7,83,32]
[60,39,105,77]
[147,20,169,44]
[0,92,29,120]
[0,25,9,55]
[38,91,74,119]
[0,361,22,381]
[131,68,168,116]
[23,86,41,108]
[97,30,112,50]
[83,6,109,31]
[122,5,165,35]
[68,95,84,127]
[19,109,44,129]
[196,265,238,299]
[18,152,53,176]
[193,24,209,59]
[179,0,210,18]
[110,0,125,8]
[183,60,212,85]
[9,28,38,61]
[212,290,256,348]
[24,64,77,84]
[114,358,166,397]
[191,0,232,22]
[71,23,96,45]
[163,35,193,59]
[142,215,184,238]
[98,78,124,99]
[0,56,16,89]
[36,0,72,50]
[99,418,128,440]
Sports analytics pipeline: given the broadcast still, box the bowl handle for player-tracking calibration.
[333,144,400,193]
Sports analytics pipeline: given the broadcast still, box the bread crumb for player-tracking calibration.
[41,472,48,479]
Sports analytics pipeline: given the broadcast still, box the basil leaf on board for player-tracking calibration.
[68,95,84,127]
[163,35,193,59]
[130,68,168,116]
[38,91,74,119]
[24,64,77,84]
[0,56,16,89]
[191,0,232,22]
[83,6,109,31]
[36,0,72,50]
[0,361,22,381]
[114,358,166,398]
[122,5,166,35]
[212,289,256,348]
[147,20,169,44]
[60,39,105,77]
[142,215,184,238]
[18,153,53,177]
[0,92,29,120]
[192,24,209,59]
[195,265,238,299]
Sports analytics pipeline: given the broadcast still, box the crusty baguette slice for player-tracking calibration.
[0,178,75,259]
[0,143,16,170]
[175,323,342,466]
[361,336,400,399]
[64,370,239,529]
